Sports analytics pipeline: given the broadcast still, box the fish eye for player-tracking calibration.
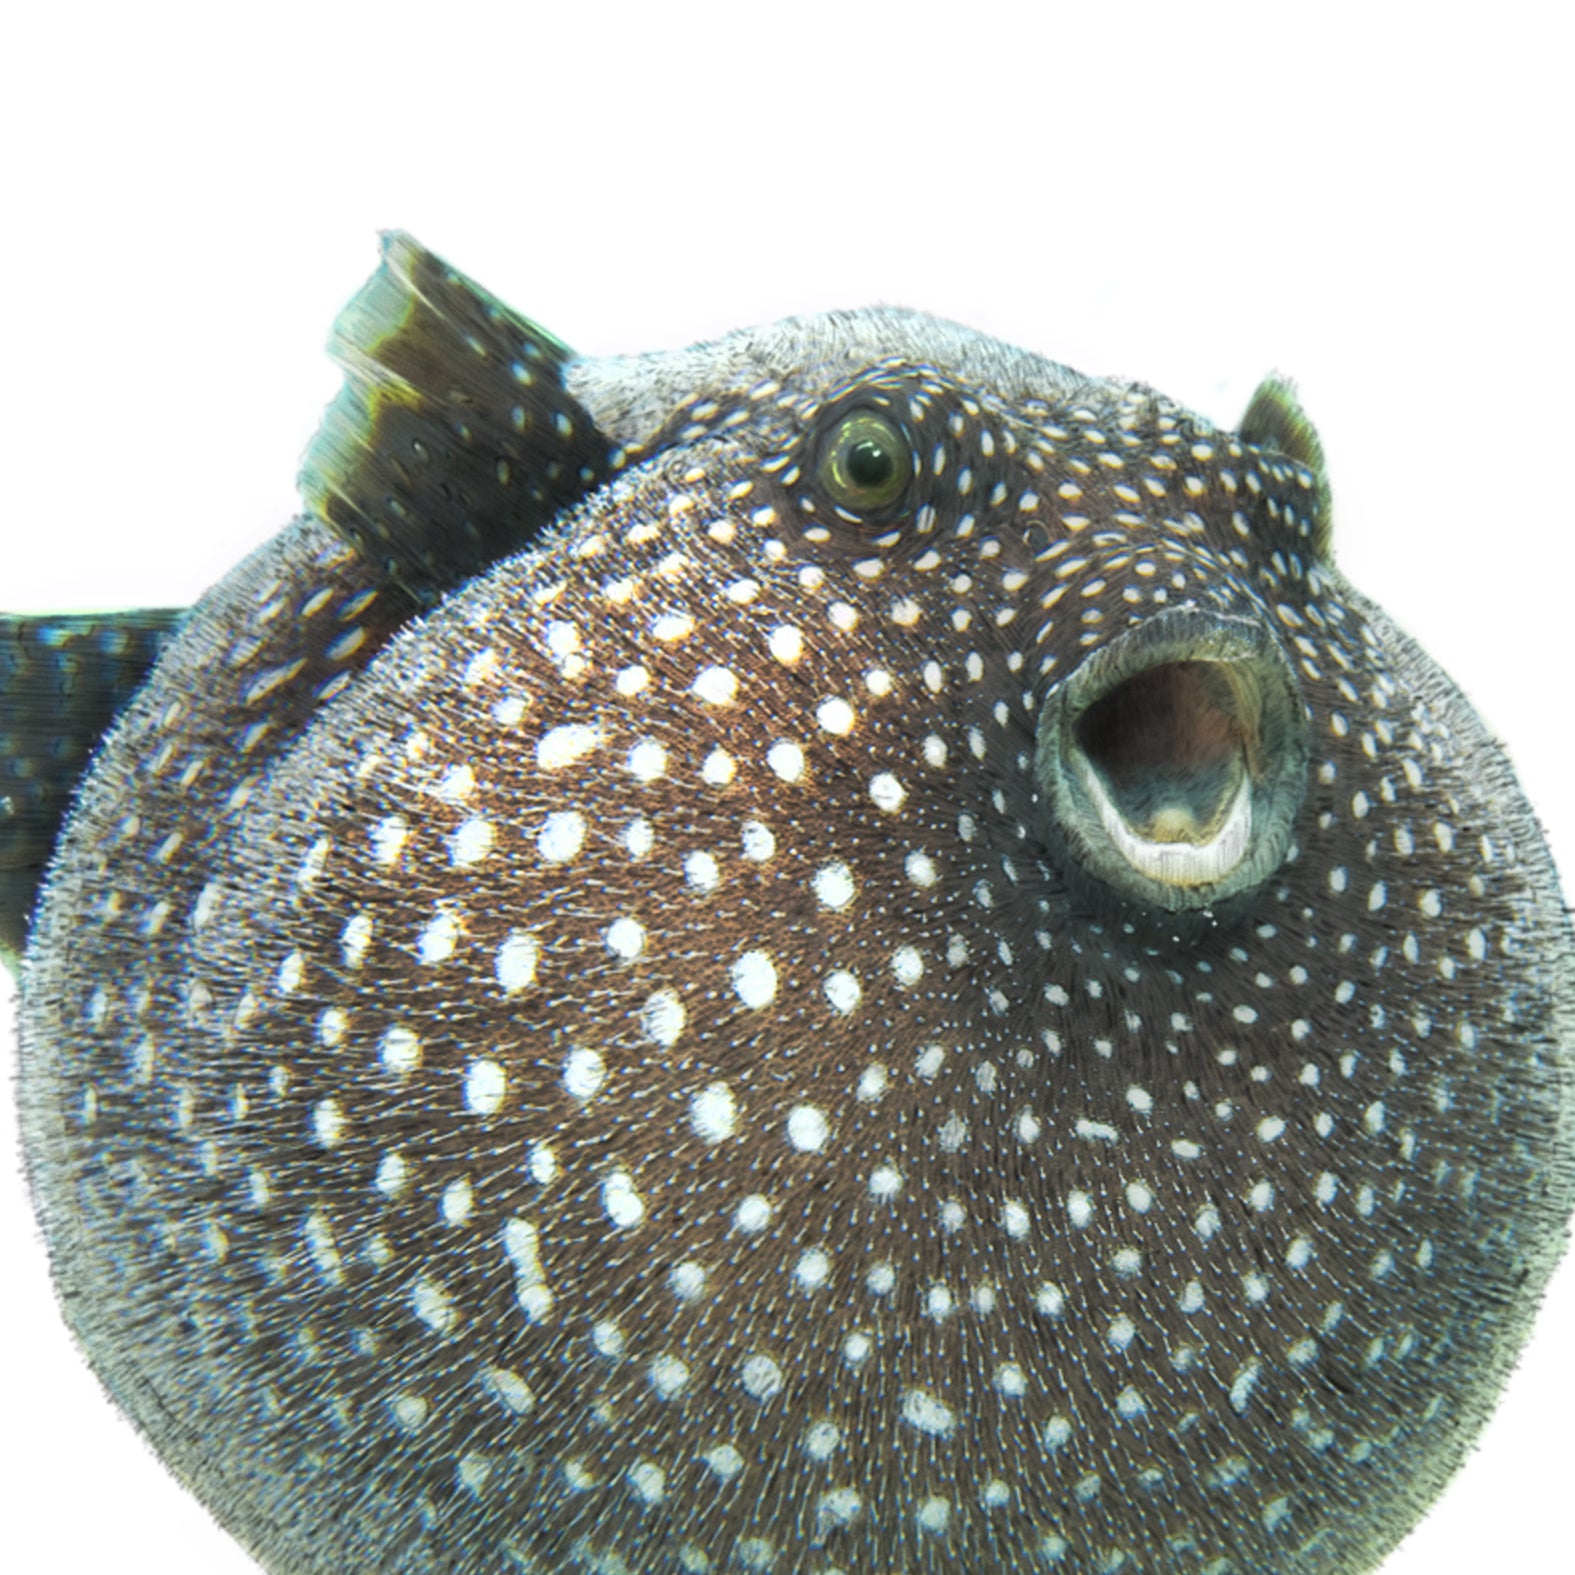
[816,409,912,513]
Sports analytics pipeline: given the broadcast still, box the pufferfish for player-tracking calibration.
[5,234,1572,1575]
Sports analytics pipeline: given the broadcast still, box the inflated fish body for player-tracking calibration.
[8,236,1572,1575]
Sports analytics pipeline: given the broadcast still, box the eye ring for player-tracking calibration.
[815,407,913,515]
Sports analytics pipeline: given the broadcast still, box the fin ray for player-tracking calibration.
[1,609,185,966]
[1240,374,1333,561]
[300,233,613,605]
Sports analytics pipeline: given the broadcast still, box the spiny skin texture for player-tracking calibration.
[15,242,1575,1575]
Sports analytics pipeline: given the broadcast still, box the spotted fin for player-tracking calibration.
[1,609,185,966]
[300,232,616,606]
[1240,374,1333,562]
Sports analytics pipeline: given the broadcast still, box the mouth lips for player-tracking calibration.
[1084,762,1254,887]
[1035,606,1308,911]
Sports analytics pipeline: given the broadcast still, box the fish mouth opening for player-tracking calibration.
[1035,610,1308,911]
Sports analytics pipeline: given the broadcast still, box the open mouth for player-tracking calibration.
[1036,610,1307,911]
[1075,659,1257,887]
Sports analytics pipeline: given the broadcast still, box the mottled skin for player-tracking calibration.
[14,242,1575,1575]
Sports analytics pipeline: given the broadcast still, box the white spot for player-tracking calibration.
[305,1209,342,1282]
[495,931,540,994]
[824,969,862,1013]
[735,1194,773,1232]
[371,816,408,867]
[702,748,737,786]
[817,1487,861,1530]
[537,811,586,863]
[741,1354,784,1402]
[684,850,720,892]
[868,1162,903,1198]
[418,912,459,964]
[767,740,805,782]
[380,1025,422,1077]
[563,1047,606,1101]
[1230,1361,1262,1413]
[905,851,938,887]
[436,764,474,803]
[812,861,856,910]
[484,1367,536,1415]
[627,1460,666,1505]
[312,1098,345,1148]
[702,1445,744,1481]
[900,1388,956,1437]
[440,1176,474,1225]
[601,1171,645,1229]
[742,820,775,861]
[794,1248,832,1290]
[648,1357,690,1400]
[412,1275,456,1335]
[464,1059,507,1116]
[690,1082,738,1143]
[669,1262,708,1300]
[626,738,667,782]
[538,724,603,771]
[764,624,806,666]
[891,946,923,986]
[857,1065,890,1101]
[816,697,856,735]
[605,917,645,959]
[642,989,686,1046]
[277,951,304,993]
[842,1332,872,1368]
[375,1152,408,1197]
[449,817,494,867]
[652,612,695,642]
[787,1105,830,1152]
[693,666,739,706]
[732,951,778,1008]
[869,772,906,811]
[1035,1283,1066,1317]
[1001,1200,1031,1239]
[1066,1190,1094,1227]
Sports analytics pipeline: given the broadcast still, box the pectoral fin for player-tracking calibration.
[1,609,185,966]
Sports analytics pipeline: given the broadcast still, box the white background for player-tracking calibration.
[2,4,1571,1571]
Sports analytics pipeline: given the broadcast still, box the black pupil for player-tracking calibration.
[846,437,894,488]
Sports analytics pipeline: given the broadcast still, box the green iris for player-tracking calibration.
[818,409,910,512]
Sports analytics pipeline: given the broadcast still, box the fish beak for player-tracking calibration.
[1035,607,1308,911]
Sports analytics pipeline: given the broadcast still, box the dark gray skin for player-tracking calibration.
[12,237,1574,1575]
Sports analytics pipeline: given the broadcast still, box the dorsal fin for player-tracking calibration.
[1,609,185,967]
[300,232,616,606]
[1239,373,1333,562]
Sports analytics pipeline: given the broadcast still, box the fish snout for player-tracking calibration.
[1034,606,1308,910]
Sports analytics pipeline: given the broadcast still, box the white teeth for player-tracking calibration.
[1083,763,1252,888]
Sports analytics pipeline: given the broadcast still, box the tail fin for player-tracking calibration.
[1,609,185,966]
[300,232,615,607]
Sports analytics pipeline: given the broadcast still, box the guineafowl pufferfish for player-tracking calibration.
[5,234,1573,1575]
